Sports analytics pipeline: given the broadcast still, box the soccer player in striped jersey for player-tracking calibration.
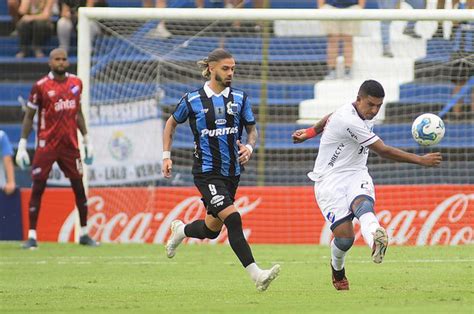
[293,80,442,290]
[162,48,280,292]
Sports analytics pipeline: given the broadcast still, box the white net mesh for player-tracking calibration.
[85,12,473,187]
[77,9,473,244]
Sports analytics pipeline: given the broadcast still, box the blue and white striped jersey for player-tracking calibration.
[172,82,256,177]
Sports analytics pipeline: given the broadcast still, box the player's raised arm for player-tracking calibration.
[368,138,442,167]
[162,116,178,178]
[292,113,331,144]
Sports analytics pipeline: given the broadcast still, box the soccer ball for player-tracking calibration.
[411,113,445,146]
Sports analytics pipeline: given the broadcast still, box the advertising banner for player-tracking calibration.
[21,185,474,245]
[47,98,162,186]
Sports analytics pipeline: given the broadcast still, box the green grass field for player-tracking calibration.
[0,243,472,313]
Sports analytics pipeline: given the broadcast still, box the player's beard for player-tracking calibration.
[216,73,232,88]
[53,68,66,76]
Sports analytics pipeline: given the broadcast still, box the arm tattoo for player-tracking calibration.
[314,113,331,134]
[245,124,258,148]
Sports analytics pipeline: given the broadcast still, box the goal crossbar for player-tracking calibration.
[78,8,474,21]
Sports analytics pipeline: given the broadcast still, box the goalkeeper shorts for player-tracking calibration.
[32,147,83,180]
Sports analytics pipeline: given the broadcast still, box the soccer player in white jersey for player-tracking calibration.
[292,80,442,290]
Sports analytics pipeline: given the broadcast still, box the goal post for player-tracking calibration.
[73,7,473,245]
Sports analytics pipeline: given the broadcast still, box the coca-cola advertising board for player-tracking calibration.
[21,185,474,245]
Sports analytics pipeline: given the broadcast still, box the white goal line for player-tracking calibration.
[1,257,472,265]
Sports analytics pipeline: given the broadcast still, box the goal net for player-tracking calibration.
[73,8,474,245]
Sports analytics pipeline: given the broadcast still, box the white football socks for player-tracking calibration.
[175,223,186,240]
[246,263,263,282]
[28,229,37,240]
[331,239,347,271]
[80,226,88,237]
[359,212,380,248]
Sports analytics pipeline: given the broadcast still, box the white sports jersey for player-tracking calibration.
[308,103,380,182]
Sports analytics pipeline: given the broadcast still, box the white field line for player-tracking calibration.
[0,256,473,266]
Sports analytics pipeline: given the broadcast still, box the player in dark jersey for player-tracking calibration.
[162,48,280,292]
[16,48,98,249]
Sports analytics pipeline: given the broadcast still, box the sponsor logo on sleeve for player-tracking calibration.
[346,128,358,140]
[71,85,80,96]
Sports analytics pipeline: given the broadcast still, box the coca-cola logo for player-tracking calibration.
[58,195,261,244]
[57,191,473,246]
[320,193,474,246]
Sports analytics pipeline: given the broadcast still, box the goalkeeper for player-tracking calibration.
[16,48,97,249]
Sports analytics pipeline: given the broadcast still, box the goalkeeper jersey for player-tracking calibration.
[27,72,82,151]
[172,81,256,177]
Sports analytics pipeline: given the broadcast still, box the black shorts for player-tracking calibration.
[193,172,240,218]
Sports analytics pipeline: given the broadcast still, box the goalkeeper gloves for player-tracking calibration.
[83,135,94,165]
[15,138,30,170]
